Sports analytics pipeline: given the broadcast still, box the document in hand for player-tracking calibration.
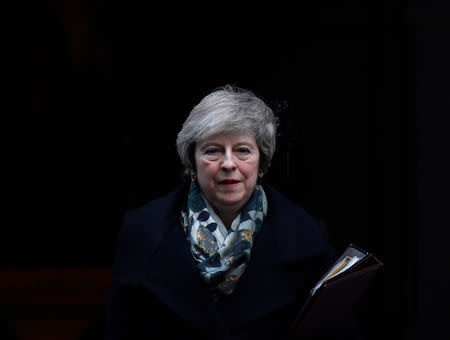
[290,244,383,337]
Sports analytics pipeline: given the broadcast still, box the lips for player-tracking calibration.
[219,179,240,184]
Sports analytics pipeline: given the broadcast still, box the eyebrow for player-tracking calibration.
[198,141,256,150]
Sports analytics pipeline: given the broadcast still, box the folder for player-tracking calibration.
[290,244,383,337]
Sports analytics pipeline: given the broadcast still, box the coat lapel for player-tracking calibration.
[139,210,229,339]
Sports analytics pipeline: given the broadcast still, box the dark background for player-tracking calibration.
[4,1,450,339]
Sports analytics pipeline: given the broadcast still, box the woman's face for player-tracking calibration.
[194,132,260,216]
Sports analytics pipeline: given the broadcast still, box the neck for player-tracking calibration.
[217,210,239,229]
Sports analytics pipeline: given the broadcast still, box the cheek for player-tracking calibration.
[240,160,260,180]
[197,160,219,179]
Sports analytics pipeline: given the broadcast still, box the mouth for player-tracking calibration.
[218,179,241,187]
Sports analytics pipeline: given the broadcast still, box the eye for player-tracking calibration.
[204,148,219,155]
[237,147,251,154]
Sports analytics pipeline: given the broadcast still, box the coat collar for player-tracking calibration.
[138,183,330,335]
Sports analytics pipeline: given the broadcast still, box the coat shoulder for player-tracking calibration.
[123,185,187,230]
[111,184,188,283]
[263,184,335,263]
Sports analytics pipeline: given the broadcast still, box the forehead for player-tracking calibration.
[197,132,257,146]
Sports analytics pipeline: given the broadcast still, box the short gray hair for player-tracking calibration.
[176,85,277,178]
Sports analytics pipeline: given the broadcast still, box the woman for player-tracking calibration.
[104,85,361,339]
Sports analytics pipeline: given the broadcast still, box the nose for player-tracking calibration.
[220,151,236,171]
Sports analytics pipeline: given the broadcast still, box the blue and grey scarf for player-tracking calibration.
[181,182,267,300]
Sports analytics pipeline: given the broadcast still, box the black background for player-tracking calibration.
[6,1,450,339]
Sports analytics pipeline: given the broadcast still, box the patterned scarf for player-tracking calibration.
[180,182,267,300]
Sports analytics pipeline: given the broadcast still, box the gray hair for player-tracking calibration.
[176,85,277,178]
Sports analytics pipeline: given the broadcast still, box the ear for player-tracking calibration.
[257,169,264,184]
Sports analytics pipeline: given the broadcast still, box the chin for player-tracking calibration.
[217,194,247,207]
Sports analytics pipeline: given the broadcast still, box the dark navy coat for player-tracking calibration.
[104,184,362,339]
